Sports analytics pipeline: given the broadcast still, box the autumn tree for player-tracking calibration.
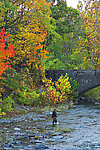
[0,0,53,72]
[0,28,15,78]
[76,0,100,69]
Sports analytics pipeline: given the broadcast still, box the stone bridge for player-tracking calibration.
[45,70,100,97]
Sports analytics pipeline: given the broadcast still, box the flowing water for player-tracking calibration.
[0,103,100,150]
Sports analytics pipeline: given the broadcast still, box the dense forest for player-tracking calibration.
[0,0,100,115]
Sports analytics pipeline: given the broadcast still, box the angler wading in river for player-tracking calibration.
[52,109,57,125]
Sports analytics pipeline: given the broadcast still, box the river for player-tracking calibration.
[0,103,100,150]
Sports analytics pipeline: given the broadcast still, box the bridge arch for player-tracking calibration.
[45,70,100,97]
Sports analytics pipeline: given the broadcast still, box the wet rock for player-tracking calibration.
[44,138,56,143]
[23,136,30,140]
[63,128,72,133]
[35,144,49,149]
[3,143,11,147]
[34,135,39,140]
[26,133,36,138]
[52,132,62,136]
[52,135,63,140]
[34,140,43,143]
[13,145,19,149]
[14,140,22,145]
[13,132,23,136]
[14,127,21,131]
[46,131,52,136]
[25,145,35,149]
[16,135,30,141]
[3,128,8,130]
[20,106,26,109]
[30,140,35,144]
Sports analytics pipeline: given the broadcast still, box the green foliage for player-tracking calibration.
[15,87,40,105]
[0,68,40,108]
[44,56,67,70]
[0,94,14,114]
[45,0,82,70]
[51,1,80,34]
[84,86,100,103]
[69,78,79,101]
[46,31,80,69]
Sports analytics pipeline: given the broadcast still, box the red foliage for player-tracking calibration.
[0,28,15,78]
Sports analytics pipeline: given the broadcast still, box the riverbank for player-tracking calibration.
[0,101,73,120]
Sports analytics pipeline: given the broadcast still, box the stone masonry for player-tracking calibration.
[45,70,100,97]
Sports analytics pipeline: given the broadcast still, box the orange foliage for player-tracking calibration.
[11,0,51,69]
[0,28,15,78]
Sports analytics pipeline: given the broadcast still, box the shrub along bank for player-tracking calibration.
[0,68,79,116]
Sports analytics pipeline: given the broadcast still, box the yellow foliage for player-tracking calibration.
[1,0,51,69]
[78,0,100,69]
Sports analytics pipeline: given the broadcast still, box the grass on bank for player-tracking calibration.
[84,86,100,103]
